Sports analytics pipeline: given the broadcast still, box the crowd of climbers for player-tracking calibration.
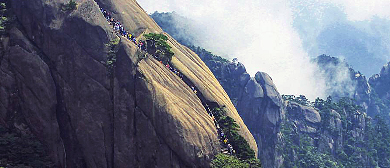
[100,8,235,155]
[162,63,184,79]
[101,8,147,51]
[207,106,235,155]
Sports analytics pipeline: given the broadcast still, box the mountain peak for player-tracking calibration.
[0,0,257,167]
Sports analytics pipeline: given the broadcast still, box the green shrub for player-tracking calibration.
[0,126,54,167]
[190,46,229,63]
[212,107,257,160]
[0,2,7,32]
[62,0,77,11]
[144,33,174,64]
[280,94,390,167]
[282,95,311,106]
[0,15,6,31]
[211,154,261,168]
[105,38,120,76]
[211,154,249,168]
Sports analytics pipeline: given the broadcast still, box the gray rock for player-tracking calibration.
[255,72,283,107]
[1,0,253,167]
[304,107,321,123]
[212,62,284,168]
[245,78,264,99]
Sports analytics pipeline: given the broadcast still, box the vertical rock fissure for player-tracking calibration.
[51,64,86,168]
[0,36,5,66]
[61,137,67,168]
[108,41,119,168]
[102,125,109,168]
[133,72,139,137]
[3,38,19,129]
[132,72,139,164]
[170,149,174,168]
[108,67,114,168]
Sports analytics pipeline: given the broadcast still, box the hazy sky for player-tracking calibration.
[137,0,390,99]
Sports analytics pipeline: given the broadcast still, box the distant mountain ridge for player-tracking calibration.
[315,55,390,121]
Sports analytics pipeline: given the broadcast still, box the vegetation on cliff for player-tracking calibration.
[0,2,7,32]
[0,2,54,166]
[0,125,54,167]
[149,12,229,65]
[144,33,174,64]
[281,95,390,167]
[61,0,77,11]
[211,153,261,168]
[211,107,261,167]
[0,1,14,34]
[106,37,120,76]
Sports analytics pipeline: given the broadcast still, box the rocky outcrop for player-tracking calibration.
[315,55,371,110]
[286,102,321,134]
[284,101,368,163]
[370,62,390,99]
[368,62,390,116]
[239,72,284,168]
[0,0,257,167]
[201,61,284,168]
[189,60,284,167]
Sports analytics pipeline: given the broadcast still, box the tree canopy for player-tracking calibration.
[144,33,174,64]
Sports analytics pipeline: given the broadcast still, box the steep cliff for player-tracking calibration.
[186,47,284,167]
[235,72,284,168]
[0,0,257,167]
[151,12,284,167]
[201,58,284,168]
[181,47,284,167]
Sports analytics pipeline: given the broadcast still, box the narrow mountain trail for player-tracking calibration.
[99,7,236,156]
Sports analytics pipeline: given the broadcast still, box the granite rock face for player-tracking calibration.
[368,62,390,115]
[370,62,390,99]
[201,61,284,168]
[240,72,284,168]
[0,0,258,167]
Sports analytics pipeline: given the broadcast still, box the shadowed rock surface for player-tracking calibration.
[235,71,284,168]
[368,62,390,116]
[197,59,284,168]
[370,62,390,100]
[0,0,257,167]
